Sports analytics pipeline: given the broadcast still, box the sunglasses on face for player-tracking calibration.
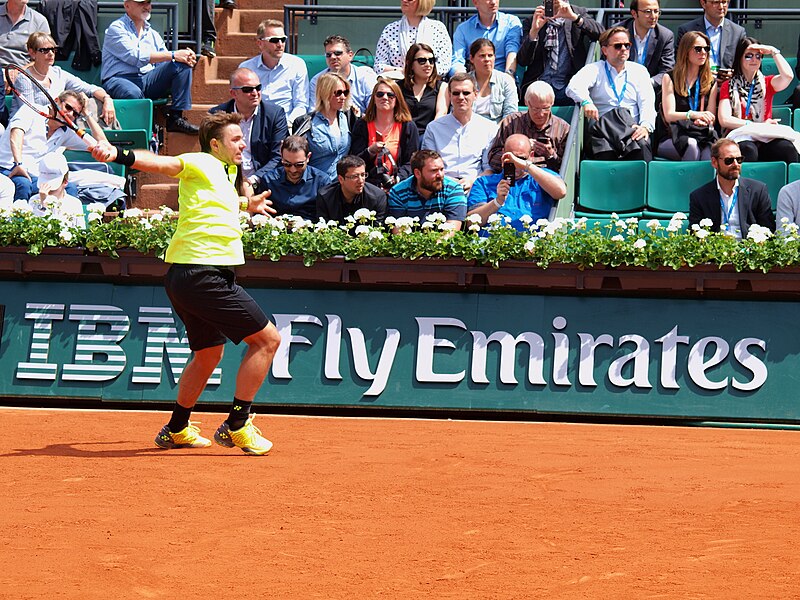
[693,45,709,54]
[281,160,307,169]
[325,50,345,58]
[333,89,350,97]
[414,56,436,65]
[744,52,763,60]
[610,42,632,50]
[451,90,472,97]
[375,91,396,99]
[232,84,262,93]
[62,103,81,115]
[36,47,57,54]
[722,156,744,165]
[260,36,287,44]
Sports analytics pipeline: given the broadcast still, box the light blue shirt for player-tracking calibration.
[468,171,557,231]
[308,64,377,114]
[101,15,166,80]
[421,113,498,179]
[239,53,309,124]
[704,16,723,69]
[307,111,351,181]
[451,12,522,75]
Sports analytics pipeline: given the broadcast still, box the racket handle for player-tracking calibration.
[80,132,98,148]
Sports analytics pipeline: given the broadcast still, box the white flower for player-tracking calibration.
[646,219,661,230]
[86,202,106,214]
[626,217,639,226]
[368,230,383,241]
[519,214,533,226]
[149,213,163,223]
[666,222,680,232]
[270,229,280,237]
[314,219,329,232]
[535,217,550,228]
[384,215,397,226]
[12,199,32,214]
[468,222,481,233]
[271,218,286,231]
[87,212,103,223]
[421,221,435,230]
[160,206,175,217]
[672,212,687,220]
[747,224,773,244]
[353,207,373,222]
[250,214,269,228]
[344,215,356,224]
[611,234,624,242]
[524,239,537,253]
[355,224,371,236]
[289,215,310,230]
[610,212,619,219]
[425,212,446,225]
[572,217,587,231]
[123,208,143,219]
[633,238,646,249]
[141,220,153,230]
[439,221,457,231]
[699,218,713,228]
[59,229,73,243]
[691,223,700,231]
[487,213,502,224]
[394,216,415,233]
[695,228,709,240]
[466,213,483,225]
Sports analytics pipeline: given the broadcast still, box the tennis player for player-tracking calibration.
[92,112,281,455]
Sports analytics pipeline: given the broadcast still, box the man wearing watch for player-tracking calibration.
[467,134,566,231]
[566,26,656,161]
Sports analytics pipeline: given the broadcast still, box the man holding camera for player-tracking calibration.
[316,155,387,223]
[487,80,568,173]
[468,134,566,230]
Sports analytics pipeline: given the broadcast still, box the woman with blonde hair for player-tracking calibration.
[351,77,420,190]
[374,0,452,77]
[292,72,353,180]
[400,42,448,136]
[16,32,116,126]
[658,31,718,161]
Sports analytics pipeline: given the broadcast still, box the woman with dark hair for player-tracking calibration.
[718,36,798,163]
[465,38,518,123]
[658,31,718,161]
[401,43,448,137]
[351,77,419,191]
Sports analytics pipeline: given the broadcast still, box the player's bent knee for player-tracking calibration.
[245,323,281,354]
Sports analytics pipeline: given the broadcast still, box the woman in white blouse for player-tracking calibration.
[374,0,452,77]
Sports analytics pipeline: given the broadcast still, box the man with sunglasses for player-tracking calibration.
[676,0,746,76]
[689,139,774,239]
[239,19,309,126]
[308,35,377,115]
[210,67,288,191]
[258,135,332,221]
[617,0,674,88]
[567,26,656,161]
[0,0,50,67]
[102,0,199,135]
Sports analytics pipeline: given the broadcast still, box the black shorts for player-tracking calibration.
[164,264,270,351]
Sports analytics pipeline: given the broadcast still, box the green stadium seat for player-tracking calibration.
[298,54,330,79]
[794,109,800,133]
[105,129,150,150]
[577,160,647,215]
[644,161,715,218]
[773,106,792,127]
[64,150,125,177]
[789,163,800,183]
[761,57,799,106]
[552,105,574,122]
[741,162,787,211]
[114,99,154,132]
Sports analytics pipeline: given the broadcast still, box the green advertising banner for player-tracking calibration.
[0,280,796,421]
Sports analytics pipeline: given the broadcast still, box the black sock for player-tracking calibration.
[167,403,193,432]
[226,397,252,431]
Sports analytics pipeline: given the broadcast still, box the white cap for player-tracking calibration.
[38,152,69,191]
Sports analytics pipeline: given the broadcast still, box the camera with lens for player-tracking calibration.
[371,147,398,191]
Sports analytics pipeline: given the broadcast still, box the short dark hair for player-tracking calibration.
[281,135,309,155]
[468,38,495,60]
[410,149,441,173]
[323,35,352,52]
[199,112,242,153]
[711,138,739,159]
[629,0,659,11]
[336,155,365,177]
[448,71,476,92]
[599,26,630,46]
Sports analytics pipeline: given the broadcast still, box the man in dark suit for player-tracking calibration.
[689,139,775,239]
[676,0,746,73]
[517,0,603,105]
[209,67,289,190]
[618,0,674,88]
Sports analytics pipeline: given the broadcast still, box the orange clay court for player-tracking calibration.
[1,407,799,599]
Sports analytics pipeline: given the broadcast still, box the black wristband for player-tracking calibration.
[112,148,136,167]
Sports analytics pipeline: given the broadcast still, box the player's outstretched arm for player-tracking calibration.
[91,142,183,177]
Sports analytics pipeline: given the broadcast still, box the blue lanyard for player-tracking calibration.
[637,30,650,65]
[688,79,700,111]
[720,187,738,230]
[744,80,756,119]
[604,62,628,106]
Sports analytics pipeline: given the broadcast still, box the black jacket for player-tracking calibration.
[315,181,388,224]
[39,0,101,70]
[349,119,419,185]
[209,98,288,182]
[689,177,775,237]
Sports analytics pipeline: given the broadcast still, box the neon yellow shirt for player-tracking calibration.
[164,152,244,266]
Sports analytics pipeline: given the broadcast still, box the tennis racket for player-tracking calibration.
[4,64,97,148]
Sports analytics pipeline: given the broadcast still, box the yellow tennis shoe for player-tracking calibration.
[215,415,273,455]
[154,422,212,449]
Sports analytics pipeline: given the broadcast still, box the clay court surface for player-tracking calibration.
[1,408,799,599]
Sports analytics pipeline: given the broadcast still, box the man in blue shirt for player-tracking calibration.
[309,35,377,115]
[451,0,522,76]
[239,19,309,125]
[101,0,199,134]
[259,136,331,221]
[388,149,467,229]
[467,134,566,231]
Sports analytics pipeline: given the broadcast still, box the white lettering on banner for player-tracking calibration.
[13,303,770,395]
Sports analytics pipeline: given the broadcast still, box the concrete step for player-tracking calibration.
[236,9,283,34]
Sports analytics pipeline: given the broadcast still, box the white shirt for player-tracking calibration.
[0,106,84,176]
[421,112,498,179]
[239,53,309,124]
[29,192,86,229]
[238,104,258,178]
[717,176,741,239]
[566,60,656,130]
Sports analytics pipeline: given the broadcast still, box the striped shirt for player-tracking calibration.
[388,176,467,221]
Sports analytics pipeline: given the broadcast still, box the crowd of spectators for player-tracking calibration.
[2,0,800,235]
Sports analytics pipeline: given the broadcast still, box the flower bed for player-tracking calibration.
[1,202,798,274]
